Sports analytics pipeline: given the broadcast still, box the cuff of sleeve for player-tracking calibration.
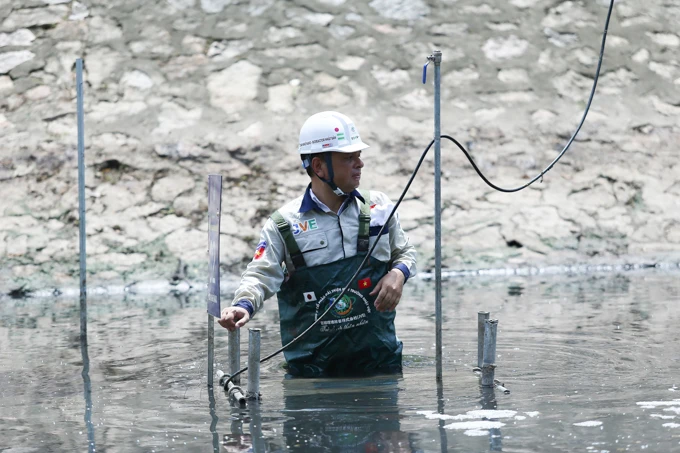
[233,300,254,317]
[392,263,410,283]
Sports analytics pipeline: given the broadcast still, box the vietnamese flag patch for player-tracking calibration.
[253,241,267,260]
[358,277,372,289]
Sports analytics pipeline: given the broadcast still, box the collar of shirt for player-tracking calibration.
[299,184,365,215]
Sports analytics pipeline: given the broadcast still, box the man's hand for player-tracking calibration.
[218,306,250,331]
[370,268,405,312]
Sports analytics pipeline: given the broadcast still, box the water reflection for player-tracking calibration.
[209,386,220,452]
[222,407,254,452]
[79,294,96,453]
[279,377,413,452]
[2,271,679,452]
[436,379,448,453]
[480,387,502,451]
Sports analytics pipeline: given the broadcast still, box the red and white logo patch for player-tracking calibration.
[303,291,317,302]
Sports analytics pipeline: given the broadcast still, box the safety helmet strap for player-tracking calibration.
[318,152,346,196]
[305,152,346,197]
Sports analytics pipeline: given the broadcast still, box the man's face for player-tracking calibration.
[330,151,364,192]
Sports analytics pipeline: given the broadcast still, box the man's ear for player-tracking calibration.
[311,155,326,179]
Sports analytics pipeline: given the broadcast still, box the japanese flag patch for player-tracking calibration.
[303,291,317,302]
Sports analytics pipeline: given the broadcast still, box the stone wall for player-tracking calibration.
[1,0,679,292]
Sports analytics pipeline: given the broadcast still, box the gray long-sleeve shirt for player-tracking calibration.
[231,187,417,316]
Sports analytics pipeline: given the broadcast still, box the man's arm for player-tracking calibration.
[219,218,286,329]
[386,201,417,281]
[369,192,417,311]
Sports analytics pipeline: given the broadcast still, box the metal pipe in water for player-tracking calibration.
[494,379,510,394]
[481,319,498,387]
[217,369,246,406]
[247,328,261,400]
[477,311,490,368]
[433,49,443,383]
[228,328,240,385]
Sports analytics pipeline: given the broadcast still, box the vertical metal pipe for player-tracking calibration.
[76,58,86,299]
[481,319,498,387]
[208,315,214,388]
[247,328,261,400]
[433,49,443,383]
[228,328,240,385]
[477,311,490,368]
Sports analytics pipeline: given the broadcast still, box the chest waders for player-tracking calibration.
[271,191,403,377]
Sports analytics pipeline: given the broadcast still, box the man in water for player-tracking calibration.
[219,111,417,377]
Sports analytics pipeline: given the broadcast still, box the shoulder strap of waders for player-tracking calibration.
[357,190,371,253]
[270,211,306,268]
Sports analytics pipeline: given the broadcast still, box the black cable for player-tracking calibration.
[223,0,614,387]
[443,0,613,192]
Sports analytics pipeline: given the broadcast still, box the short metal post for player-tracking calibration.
[477,311,490,368]
[228,328,240,385]
[247,328,261,400]
[481,319,498,387]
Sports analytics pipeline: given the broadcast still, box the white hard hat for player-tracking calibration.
[298,111,370,155]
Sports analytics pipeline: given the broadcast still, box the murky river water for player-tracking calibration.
[2,270,679,452]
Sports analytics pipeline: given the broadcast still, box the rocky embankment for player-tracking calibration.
[1,0,679,295]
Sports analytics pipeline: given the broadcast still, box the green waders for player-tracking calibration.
[271,191,403,377]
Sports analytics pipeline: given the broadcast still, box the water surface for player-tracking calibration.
[1,271,679,452]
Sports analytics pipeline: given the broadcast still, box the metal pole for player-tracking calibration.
[247,328,261,400]
[228,328,241,385]
[481,319,498,387]
[208,315,214,388]
[76,58,86,300]
[477,311,490,368]
[433,49,443,383]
